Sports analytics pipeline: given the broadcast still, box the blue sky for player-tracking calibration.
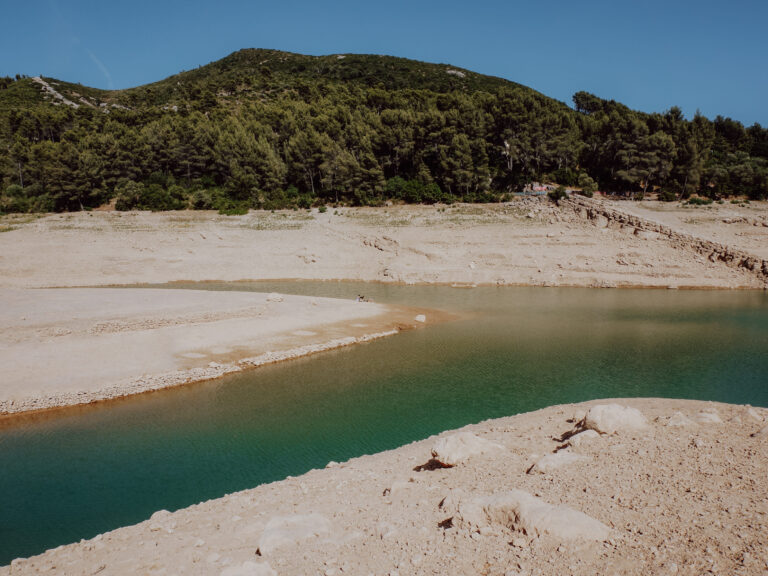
[3,0,766,126]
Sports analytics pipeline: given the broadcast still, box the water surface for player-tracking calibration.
[1,283,767,564]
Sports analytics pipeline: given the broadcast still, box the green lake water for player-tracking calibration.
[1,283,767,564]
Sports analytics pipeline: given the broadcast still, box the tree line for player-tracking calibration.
[0,56,766,214]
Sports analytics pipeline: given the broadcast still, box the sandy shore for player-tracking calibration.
[0,287,427,416]
[3,398,766,575]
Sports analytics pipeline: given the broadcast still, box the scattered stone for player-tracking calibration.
[566,429,599,447]
[751,425,768,438]
[266,293,284,303]
[257,514,331,555]
[583,404,648,434]
[431,432,504,467]
[696,410,723,424]
[666,412,697,427]
[745,406,764,422]
[530,450,588,474]
[220,561,276,576]
[414,314,426,323]
[457,490,610,542]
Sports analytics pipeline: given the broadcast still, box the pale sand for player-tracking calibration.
[1,199,766,291]
[2,399,766,575]
[0,288,425,416]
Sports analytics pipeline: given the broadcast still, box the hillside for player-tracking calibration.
[0,49,766,213]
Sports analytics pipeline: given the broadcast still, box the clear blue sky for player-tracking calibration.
[3,0,766,126]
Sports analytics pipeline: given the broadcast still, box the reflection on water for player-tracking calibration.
[1,283,767,564]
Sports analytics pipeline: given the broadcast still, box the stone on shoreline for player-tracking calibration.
[431,432,504,467]
[456,490,610,543]
[696,410,723,424]
[583,404,648,434]
[566,429,599,447]
[666,412,697,427]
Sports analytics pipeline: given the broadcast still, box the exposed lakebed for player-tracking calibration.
[1,283,767,564]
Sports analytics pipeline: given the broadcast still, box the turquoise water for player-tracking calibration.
[1,283,767,565]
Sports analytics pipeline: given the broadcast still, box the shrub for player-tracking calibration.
[577,172,598,196]
[0,184,31,213]
[658,190,677,202]
[318,205,327,213]
[686,196,713,206]
[115,180,187,211]
[218,204,249,215]
[547,185,567,204]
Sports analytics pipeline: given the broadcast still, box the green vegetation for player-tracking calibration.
[685,196,714,206]
[547,185,568,204]
[0,49,767,213]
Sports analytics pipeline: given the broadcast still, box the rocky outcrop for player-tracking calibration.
[565,195,768,286]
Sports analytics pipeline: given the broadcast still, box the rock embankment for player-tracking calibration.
[565,195,768,286]
[4,398,766,575]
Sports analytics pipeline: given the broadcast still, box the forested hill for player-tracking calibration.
[0,48,766,213]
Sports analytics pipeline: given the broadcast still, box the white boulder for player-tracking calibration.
[566,429,600,447]
[431,432,504,467]
[696,410,723,424]
[457,490,610,542]
[584,404,648,434]
[666,412,697,427]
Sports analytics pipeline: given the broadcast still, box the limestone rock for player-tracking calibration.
[457,490,610,542]
[666,412,697,427]
[696,410,723,424]
[221,561,277,576]
[414,314,426,323]
[566,429,599,447]
[584,404,648,434]
[257,514,331,555]
[431,432,504,467]
[266,293,284,303]
[751,425,768,438]
[530,450,589,474]
[745,406,765,422]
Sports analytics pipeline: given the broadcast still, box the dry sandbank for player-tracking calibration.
[0,287,429,417]
[1,199,765,291]
[3,398,766,575]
